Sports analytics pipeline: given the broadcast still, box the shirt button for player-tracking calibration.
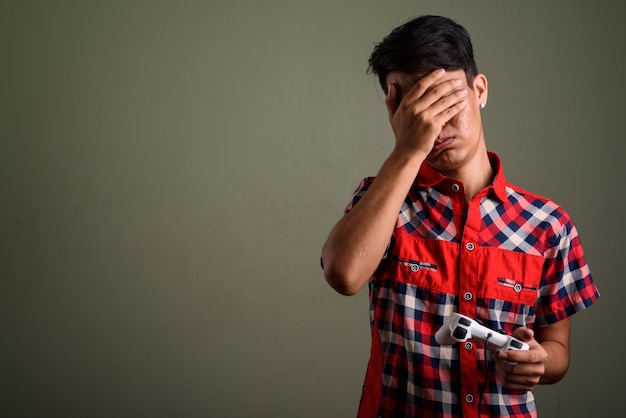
[465,242,475,251]
[464,342,473,351]
[463,292,473,301]
[410,264,420,272]
[452,184,460,192]
[465,394,474,403]
[514,283,523,293]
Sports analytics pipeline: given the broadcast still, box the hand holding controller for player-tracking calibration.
[435,313,529,354]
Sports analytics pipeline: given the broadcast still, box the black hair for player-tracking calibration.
[368,15,479,94]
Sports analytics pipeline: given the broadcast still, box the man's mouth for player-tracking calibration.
[433,136,454,151]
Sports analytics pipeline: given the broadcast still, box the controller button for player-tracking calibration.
[465,242,475,251]
[465,394,474,403]
[463,292,473,301]
[511,340,523,349]
[464,342,473,351]
[459,316,471,326]
[452,327,468,340]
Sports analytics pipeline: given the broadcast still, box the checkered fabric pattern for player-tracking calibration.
[348,152,599,418]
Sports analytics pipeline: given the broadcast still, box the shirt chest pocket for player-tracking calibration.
[385,233,461,295]
[478,248,544,306]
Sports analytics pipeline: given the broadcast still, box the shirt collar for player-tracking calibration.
[415,151,508,204]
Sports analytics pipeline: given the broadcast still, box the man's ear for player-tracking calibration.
[473,74,488,108]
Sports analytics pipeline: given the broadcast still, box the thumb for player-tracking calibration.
[512,327,534,342]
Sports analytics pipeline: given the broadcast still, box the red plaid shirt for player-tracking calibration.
[348,153,599,418]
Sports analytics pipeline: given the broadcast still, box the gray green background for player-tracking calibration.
[1,1,622,417]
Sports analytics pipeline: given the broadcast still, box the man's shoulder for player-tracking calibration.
[505,182,553,203]
[503,182,573,227]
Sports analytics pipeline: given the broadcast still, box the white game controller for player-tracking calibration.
[435,313,529,354]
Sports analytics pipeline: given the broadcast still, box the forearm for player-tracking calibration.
[535,318,571,385]
[322,150,425,295]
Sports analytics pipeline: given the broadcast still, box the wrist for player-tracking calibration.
[387,147,428,172]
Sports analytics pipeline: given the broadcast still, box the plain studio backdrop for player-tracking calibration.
[1,1,623,417]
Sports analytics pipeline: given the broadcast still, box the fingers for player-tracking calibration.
[496,359,544,391]
[430,87,468,124]
[495,334,547,392]
[498,329,539,365]
[386,69,464,117]
[403,71,466,113]
[400,68,447,106]
[413,68,451,94]
[511,327,535,343]
[391,74,468,134]
[498,370,542,392]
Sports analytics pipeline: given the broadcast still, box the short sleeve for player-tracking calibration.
[344,177,376,214]
[534,215,599,326]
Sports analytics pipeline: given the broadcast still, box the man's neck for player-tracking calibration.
[442,150,494,201]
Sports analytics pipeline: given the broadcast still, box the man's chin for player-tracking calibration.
[425,151,463,173]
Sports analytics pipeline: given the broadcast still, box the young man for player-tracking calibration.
[321,15,599,417]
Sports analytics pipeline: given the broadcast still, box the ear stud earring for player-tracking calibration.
[480,103,486,109]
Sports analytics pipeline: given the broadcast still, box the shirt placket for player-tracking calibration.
[451,181,486,418]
